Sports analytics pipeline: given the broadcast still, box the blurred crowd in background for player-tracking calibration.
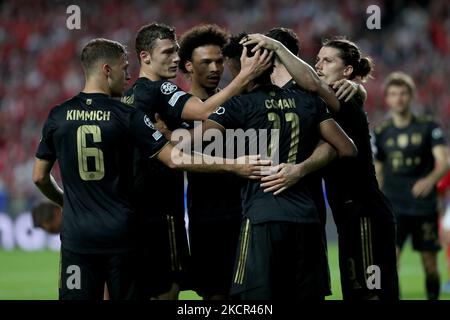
[0,0,449,216]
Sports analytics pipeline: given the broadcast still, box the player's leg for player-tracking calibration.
[395,214,410,270]
[59,247,105,300]
[333,201,379,300]
[103,283,109,300]
[444,245,450,293]
[155,283,180,300]
[189,216,241,300]
[151,213,190,300]
[138,217,179,300]
[288,222,323,300]
[372,215,399,300]
[105,251,139,300]
[231,219,272,300]
[336,198,399,300]
[420,251,440,300]
[413,215,441,300]
[337,215,379,300]
[167,212,190,299]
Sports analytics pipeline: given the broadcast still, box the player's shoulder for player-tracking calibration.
[415,114,434,124]
[374,118,394,135]
[47,95,81,118]
[121,86,135,106]
[139,78,179,94]
[109,98,139,115]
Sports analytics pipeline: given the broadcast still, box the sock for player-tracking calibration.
[426,274,440,300]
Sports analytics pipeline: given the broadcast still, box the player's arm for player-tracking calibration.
[181,47,273,120]
[241,34,341,111]
[318,119,357,158]
[374,160,384,189]
[412,145,449,198]
[155,143,270,179]
[32,158,63,207]
[261,141,337,195]
[154,117,270,178]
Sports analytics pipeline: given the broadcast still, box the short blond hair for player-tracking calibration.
[383,71,416,96]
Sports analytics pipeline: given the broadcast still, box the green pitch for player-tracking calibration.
[1,243,449,300]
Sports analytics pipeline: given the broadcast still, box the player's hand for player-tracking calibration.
[332,79,359,102]
[260,163,302,195]
[155,113,172,140]
[412,177,435,198]
[240,33,282,53]
[239,46,274,81]
[234,155,272,180]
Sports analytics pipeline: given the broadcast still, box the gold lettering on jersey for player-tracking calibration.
[397,134,409,149]
[389,151,404,172]
[264,98,296,110]
[405,157,413,166]
[411,133,422,145]
[66,110,111,121]
[121,95,134,106]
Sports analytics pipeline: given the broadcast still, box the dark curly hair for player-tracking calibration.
[178,24,229,73]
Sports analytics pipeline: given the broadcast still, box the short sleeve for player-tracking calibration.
[428,121,446,147]
[207,97,246,129]
[35,109,57,161]
[132,82,160,118]
[315,98,332,124]
[154,80,192,120]
[129,109,170,159]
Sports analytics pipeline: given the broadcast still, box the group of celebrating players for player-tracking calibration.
[31,21,449,301]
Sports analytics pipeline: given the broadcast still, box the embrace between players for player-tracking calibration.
[32,22,448,301]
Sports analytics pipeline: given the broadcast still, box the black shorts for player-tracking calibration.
[230,219,324,301]
[396,214,441,252]
[137,214,190,298]
[334,200,399,301]
[188,215,242,297]
[59,247,138,300]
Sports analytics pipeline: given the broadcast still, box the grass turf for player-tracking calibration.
[1,243,449,300]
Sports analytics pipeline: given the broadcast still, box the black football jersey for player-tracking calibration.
[374,115,446,216]
[36,92,168,253]
[208,85,331,224]
[122,78,192,221]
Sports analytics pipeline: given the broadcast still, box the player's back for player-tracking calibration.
[41,92,148,254]
[209,85,330,224]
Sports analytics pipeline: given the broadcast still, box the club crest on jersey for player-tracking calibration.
[432,128,443,140]
[144,115,155,129]
[161,82,178,95]
[397,134,409,149]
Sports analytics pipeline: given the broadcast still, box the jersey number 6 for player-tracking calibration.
[76,125,105,181]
